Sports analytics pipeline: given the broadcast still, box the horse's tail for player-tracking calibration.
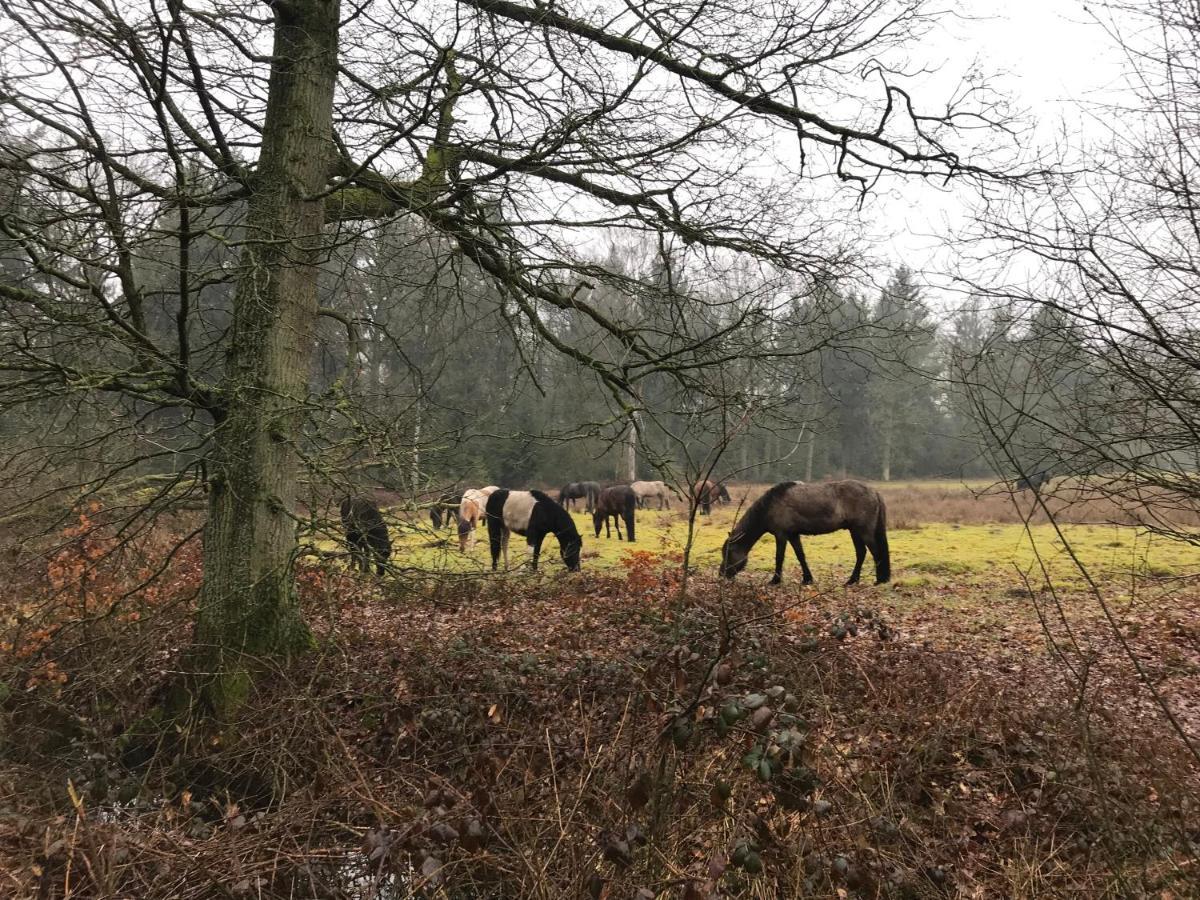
[873,496,891,583]
[624,491,637,542]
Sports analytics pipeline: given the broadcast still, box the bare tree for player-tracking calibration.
[0,0,1017,713]
[956,0,1200,765]
[960,0,1200,538]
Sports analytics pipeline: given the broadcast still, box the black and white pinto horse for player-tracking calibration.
[340,496,392,576]
[486,489,583,571]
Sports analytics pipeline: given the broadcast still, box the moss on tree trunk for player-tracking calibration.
[190,0,340,717]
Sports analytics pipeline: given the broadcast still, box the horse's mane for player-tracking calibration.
[733,481,797,540]
[532,489,579,536]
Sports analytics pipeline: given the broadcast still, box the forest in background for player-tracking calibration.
[1,0,1199,895]
[0,200,1097,497]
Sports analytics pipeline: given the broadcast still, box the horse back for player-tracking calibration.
[340,496,382,530]
[767,481,881,535]
[597,484,634,514]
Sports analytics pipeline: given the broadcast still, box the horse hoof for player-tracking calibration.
[802,578,814,585]
[844,578,860,586]
[769,576,782,586]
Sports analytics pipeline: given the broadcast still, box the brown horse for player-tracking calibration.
[694,479,732,515]
[593,484,637,541]
[457,485,499,551]
[719,481,890,585]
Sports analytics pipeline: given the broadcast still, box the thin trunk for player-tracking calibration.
[804,435,814,482]
[881,420,892,482]
[412,389,423,493]
[623,414,638,482]
[191,0,340,716]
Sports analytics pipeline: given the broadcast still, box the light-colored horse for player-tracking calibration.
[630,480,673,510]
[458,485,499,551]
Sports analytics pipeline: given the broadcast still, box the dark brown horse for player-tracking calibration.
[593,484,637,541]
[694,479,732,515]
[719,481,889,585]
[340,496,391,576]
[429,489,463,530]
[559,481,601,513]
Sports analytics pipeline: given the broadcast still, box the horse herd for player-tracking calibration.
[340,478,890,586]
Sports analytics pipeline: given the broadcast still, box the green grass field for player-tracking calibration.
[368,496,1200,588]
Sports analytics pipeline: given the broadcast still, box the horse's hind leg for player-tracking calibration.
[788,535,814,584]
[846,531,866,585]
[771,534,786,585]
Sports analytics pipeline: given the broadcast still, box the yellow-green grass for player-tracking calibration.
[341,501,1200,588]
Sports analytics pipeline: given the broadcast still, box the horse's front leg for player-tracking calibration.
[771,534,786,585]
[788,535,814,584]
[530,533,543,570]
[847,531,866,585]
[615,515,623,540]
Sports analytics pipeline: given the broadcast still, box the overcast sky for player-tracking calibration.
[878,0,1128,285]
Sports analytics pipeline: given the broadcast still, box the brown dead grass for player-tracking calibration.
[2,490,1199,899]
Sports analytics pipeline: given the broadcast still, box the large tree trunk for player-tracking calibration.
[191,0,340,716]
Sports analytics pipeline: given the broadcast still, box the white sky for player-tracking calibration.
[875,0,1128,287]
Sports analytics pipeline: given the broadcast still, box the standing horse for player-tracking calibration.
[559,481,601,512]
[1015,471,1052,493]
[695,479,732,515]
[631,480,672,510]
[429,489,462,530]
[593,484,637,541]
[457,485,499,551]
[558,482,588,510]
[719,481,890,585]
[486,489,582,571]
[340,496,391,576]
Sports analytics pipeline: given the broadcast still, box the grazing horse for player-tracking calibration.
[457,485,499,551]
[486,489,582,571]
[719,481,890,585]
[694,479,732,515]
[631,480,673,510]
[593,484,637,541]
[429,489,462,530]
[1015,471,1052,493]
[559,481,601,513]
[340,496,391,576]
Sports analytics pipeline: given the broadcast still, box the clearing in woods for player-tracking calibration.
[380,480,1200,587]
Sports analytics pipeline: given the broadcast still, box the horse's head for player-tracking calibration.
[559,532,582,571]
[719,534,748,578]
